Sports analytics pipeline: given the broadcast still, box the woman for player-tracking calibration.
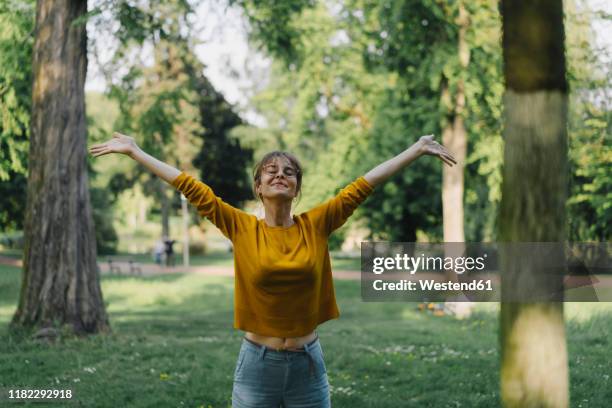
[89,132,456,407]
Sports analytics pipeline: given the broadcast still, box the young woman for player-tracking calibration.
[89,132,456,407]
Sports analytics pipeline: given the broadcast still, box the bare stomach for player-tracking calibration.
[245,330,317,350]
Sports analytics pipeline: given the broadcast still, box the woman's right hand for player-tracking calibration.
[89,132,139,158]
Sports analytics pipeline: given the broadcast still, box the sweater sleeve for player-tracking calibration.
[171,171,254,241]
[305,176,374,236]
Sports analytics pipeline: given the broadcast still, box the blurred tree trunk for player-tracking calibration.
[442,1,469,245]
[12,0,109,335]
[441,3,473,318]
[499,0,569,407]
[160,181,170,238]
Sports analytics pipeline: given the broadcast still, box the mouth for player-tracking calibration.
[272,183,288,188]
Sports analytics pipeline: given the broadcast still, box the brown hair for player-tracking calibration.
[252,151,303,204]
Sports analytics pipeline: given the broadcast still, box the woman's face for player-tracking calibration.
[256,157,299,202]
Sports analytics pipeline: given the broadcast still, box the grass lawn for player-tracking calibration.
[0,248,362,271]
[0,263,610,407]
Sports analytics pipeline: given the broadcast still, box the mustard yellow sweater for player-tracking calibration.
[171,172,374,337]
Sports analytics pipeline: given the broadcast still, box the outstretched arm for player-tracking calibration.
[88,132,180,184]
[131,146,181,184]
[363,135,457,188]
[90,131,255,240]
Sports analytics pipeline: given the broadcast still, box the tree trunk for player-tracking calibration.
[499,1,569,406]
[441,3,473,318]
[12,0,109,334]
[441,110,466,243]
[160,180,170,238]
[441,1,469,245]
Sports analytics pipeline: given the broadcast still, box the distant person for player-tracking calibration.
[163,237,176,267]
[89,131,455,407]
[153,239,165,266]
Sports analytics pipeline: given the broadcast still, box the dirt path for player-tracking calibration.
[97,261,363,280]
[0,255,21,267]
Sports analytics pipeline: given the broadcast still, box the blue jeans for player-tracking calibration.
[231,335,331,407]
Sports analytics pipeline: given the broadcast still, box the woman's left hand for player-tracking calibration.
[418,135,457,166]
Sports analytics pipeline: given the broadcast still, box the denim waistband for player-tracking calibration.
[241,334,320,377]
[242,334,318,352]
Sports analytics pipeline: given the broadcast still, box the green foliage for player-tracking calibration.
[355,0,504,242]
[240,0,504,242]
[359,88,444,241]
[93,1,253,212]
[109,43,204,165]
[0,0,34,181]
[567,104,611,241]
[0,232,23,251]
[186,54,255,207]
[564,1,612,241]
[241,0,610,244]
[231,0,316,67]
[0,171,27,232]
[86,93,121,254]
[95,0,202,174]
[0,0,34,232]
[0,0,606,246]
[327,229,346,251]
[90,187,119,255]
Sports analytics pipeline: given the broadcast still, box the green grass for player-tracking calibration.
[1,264,611,407]
[1,249,360,271]
[97,250,361,271]
[98,250,236,268]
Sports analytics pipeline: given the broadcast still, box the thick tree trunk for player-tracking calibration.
[499,1,569,407]
[12,0,109,334]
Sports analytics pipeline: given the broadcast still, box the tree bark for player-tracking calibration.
[499,1,569,407]
[12,0,109,334]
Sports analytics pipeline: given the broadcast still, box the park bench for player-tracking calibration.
[106,257,143,275]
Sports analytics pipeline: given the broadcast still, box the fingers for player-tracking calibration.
[89,148,104,157]
[435,152,453,166]
[435,144,457,164]
[89,143,106,151]
[428,146,457,166]
[442,151,457,164]
[89,132,126,157]
[439,154,455,166]
[421,135,458,166]
[438,149,457,165]
[89,144,109,157]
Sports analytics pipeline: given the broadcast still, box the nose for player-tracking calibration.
[273,171,287,181]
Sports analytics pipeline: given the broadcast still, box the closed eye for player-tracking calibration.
[264,166,297,177]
